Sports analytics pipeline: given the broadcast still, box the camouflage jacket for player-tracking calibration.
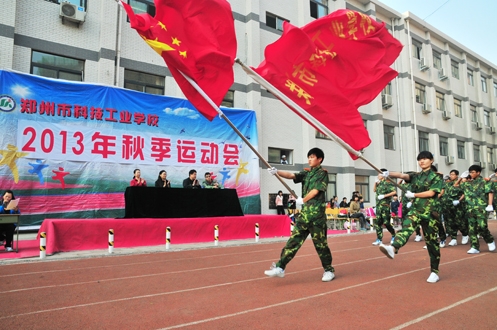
[375,179,395,207]
[407,169,442,217]
[294,166,328,221]
[441,180,463,206]
[460,176,493,208]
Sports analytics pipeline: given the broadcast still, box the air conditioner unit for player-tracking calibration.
[381,94,393,109]
[489,126,496,134]
[445,155,455,165]
[60,1,86,24]
[475,122,483,130]
[439,68,448,81]
[419,58,429,71]
[442,110,451,120]
[422,104,432,114]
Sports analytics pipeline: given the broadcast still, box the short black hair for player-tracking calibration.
[380,168,387,172]
[189,169,197,175]
[417,151,434,160]
[469,164,482,173]
[450,169,459,175]
[307,147,324,162]
[431,164,438,172]
[204,172,211,177]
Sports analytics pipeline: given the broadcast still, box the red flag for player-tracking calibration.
[254,9,402,158]
[121,0,237,121]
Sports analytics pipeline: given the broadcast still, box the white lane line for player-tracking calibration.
[390,286,497,329]
[0,253,481,321]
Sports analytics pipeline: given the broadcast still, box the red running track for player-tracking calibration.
[0,222,496,329]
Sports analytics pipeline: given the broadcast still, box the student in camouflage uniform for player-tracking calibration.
[456,165,496,254]
[378,151,443,283]
[431,165,447,247]
[372,168,397,246]
[264,148,335,282]
[440,170,468,246]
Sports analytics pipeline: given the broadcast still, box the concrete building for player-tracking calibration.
[1,0,497,214]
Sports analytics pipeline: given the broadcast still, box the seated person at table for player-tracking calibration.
[0,190,20,252]
[183,169,201,189]
[130,169,147,187]
[202,172,223,189]
[349,195,368,230]
[155,170,171,188]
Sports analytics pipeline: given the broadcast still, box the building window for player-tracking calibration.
[454,98,462,118]
[355,175,370,203]
[383,125,395,150]
[436,91,445,111]
[457,140,465,159]
[266,12,288,31]
[124,69,165,95]
[481,76,488,93]
[484,110,490,127]
[467,69,474,86]
[451,60,459,79]
[439,136,448,156]
[310,0,328,19]
[128,0,155,16]
[474,145,481,162]
[382,82,392,96]
[419,131,429,152]
[268,147,292,164]
[433,51,442,69]
[221,90,234,108]
[470,104,478,123]
[327,173,336,202]
[316,130,331,140]
[31,50,84,81]
[415,82,426,104]
[412,39,422,60]
[488,148,494,164]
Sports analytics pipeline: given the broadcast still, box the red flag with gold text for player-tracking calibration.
[121,0,237,121]
[254,10,402,158]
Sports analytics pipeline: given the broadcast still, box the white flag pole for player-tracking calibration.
[177,70,298,198]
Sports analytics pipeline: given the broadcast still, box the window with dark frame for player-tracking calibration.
[439,136,448,156]
[488,148,494,164]
[484,110,490,127]
[124,69,165,95]
[128,0,155,16]
[470,104,478,122]
[467,69,474,86]
[310,0,328,19]
[221,90,234,108]
[481,76,488,93]
[31,50,84,82]
[268,147,292,164]
[418,131,429,152]
[355,175,370,203]
[451,60,459,79]
[316,130,331,139]
[327,173,336,202]
[436,91,445,111]
[457,140,465,159]
[412,39,422,60]
[474,145,481,162]
[266,12,289,31]
[383,125,395,150]
[454,98,462,118]
[415,82,426,104]
[432,51,442,69]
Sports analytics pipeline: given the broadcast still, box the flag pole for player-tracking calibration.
[177,70,298,198]
[236,58,406,192]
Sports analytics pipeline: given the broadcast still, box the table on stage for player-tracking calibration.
[124,187,244,218]
[0,214,20,252]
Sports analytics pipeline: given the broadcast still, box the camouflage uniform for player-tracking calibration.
[374,179,396,240]
[275,166,334,272]
[433,174,447,240]
[460,176,495,250]
[440,180,468,238]
[391,169,442,274]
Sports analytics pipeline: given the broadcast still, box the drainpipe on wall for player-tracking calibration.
[406,16,419,168]
[391,17,404,173]
[114,4,123,86]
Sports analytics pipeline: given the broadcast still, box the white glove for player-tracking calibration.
[296,197,304,207]
[378,194,385,200]
[461,171,469,178]
[375,178,380,184]
[452,200,460,206]
[381,170,389,178]
[405,191,415,199]
[267,167,277,175]
[485,205,494,212]
[406,202,412,208]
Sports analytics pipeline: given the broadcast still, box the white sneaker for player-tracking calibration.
[440,240,446,248]
[426,272,440,283]
[461,236,469,245]
[414,235,422,242]
[488,241,496,252]
[322,271,335,282]
[448,239,457,246]
[264,263,285,278]
[372,239,381,246]
[379,243,395,259]
[467,247,480,254]
[5,247,13,252]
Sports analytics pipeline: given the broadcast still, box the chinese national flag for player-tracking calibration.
[254,10,402,158]
[122,0,237,121]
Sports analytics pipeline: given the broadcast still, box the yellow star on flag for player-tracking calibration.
[171,37,181,46]
[179,50,187,58]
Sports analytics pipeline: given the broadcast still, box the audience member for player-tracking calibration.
[280,155,288,164]
[275,190,285,215]
[155,170,171,188]
[339,197,349,208]
[390,195,400,216]
[183,169,201,189]
[0,190,19,252]
[202,172,224,189]
[349,195,368,230]
[130,169,146,187]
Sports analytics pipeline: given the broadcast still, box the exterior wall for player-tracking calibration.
[2,0,497,213]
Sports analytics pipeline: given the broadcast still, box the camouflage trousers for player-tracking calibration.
[392,214,440,274]
[375,204,396,240]
[442,204,468,238]
[467,211,494,250]
[276,218,334,272]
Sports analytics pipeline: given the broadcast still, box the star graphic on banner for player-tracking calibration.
[0,144,29,184]
[157,21,167,30]
[179,50,187,58]
[172,37,181,46]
